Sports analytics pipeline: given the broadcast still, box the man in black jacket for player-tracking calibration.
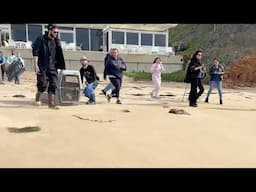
[32,24,66,109]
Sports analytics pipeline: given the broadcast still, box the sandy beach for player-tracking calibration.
[0,71,255,168]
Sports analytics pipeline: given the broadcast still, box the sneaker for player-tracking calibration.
[106,94,111,103]
[35,101,41,106]
[101,90,106,96]
[116,99,122,104]
[86,101,96,105]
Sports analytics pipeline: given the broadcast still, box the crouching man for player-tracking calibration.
[80,56,99,105]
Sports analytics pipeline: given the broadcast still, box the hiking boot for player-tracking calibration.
[205,97,208,103]
[35,92,41,106]
[116,99,122,104]
[48,92,59,109]
[48,104,60,109]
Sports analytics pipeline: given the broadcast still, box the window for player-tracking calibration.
[11,24,26,41]
[28,24,42,43]
[112,31,124,44]
[59,32,73,43]
[126,32,138,45]
[90,29,103,51]
[76,28,89,50]
[141,33,153,46]
[154,34,166,47]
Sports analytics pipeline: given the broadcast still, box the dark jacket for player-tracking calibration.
[184,58,202,83]
[32,32,66,71]
[80,64,99,84]
[104,56,127,79]
[209,64,224,81]
[103,53,111,79]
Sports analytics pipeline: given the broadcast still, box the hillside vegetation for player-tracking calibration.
[169,24,256,87]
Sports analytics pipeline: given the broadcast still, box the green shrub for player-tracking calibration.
[125,70,186,82]
[125,70,210,84]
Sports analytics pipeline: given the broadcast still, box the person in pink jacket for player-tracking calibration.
[150,57,164,99]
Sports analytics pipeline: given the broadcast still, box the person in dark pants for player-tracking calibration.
[0,51,6,81]
[102,49,115,96]
[32,24,66,109]
[187,50,205,107]
[103,48,127,104]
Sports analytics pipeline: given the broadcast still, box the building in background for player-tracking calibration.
[0,24,176,55]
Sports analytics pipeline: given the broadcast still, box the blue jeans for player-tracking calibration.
[103,82,115,93]
[206,80,222,100]
[83,80,99,102]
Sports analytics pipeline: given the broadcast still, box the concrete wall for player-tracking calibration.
[0,48,183,73]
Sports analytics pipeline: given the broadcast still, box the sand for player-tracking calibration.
[0,71,255,168]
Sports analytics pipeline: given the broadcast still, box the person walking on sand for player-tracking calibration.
[103,48,127,104]
[186,50,205,107]
[150,57,164,99]
[79,56,99,105]
[102,49,115,97]
[32,24,66,109]
[205,57,225,104]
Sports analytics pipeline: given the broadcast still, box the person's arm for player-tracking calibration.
[103,59,110,80]
[151,64,155,73]
[193,65,204,71]
[80,68,84,84]
[218,65,225,74]
[91,65,99,81]
[120,58,127,71]
[160,62,165,71]
[6,56,12,65]
[33,56,40,74]
[32,36,42,74]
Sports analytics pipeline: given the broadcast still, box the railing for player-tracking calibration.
[111,43,175,55]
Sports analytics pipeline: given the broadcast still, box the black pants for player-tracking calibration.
[109,77,121,98]
[37,69,58,94]
[111,77,122,97]
[189,78,204,105]
[1,64,5,81]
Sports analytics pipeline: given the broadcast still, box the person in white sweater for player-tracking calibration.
[150,57,164,99]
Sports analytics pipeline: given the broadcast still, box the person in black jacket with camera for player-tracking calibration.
[187,50,205,107]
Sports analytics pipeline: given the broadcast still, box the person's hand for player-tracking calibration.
[34,65,40,75]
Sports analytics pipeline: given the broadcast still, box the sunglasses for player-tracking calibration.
[52,31,59,34]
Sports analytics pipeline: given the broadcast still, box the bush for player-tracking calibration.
[124,70,186,82]
[125,70,210,84]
